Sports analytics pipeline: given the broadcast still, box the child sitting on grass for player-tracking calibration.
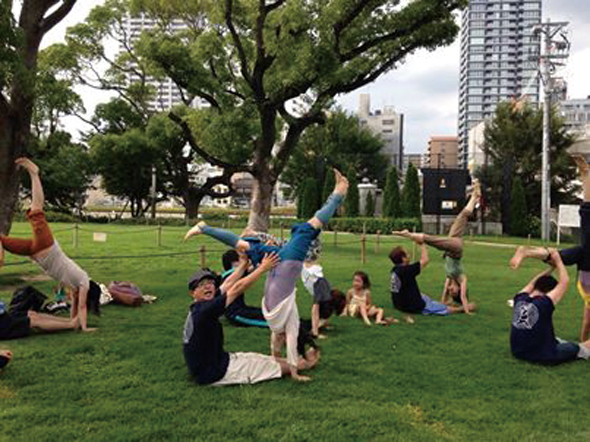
[345,271,392,326]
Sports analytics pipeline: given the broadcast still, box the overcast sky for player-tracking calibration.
[40,0,590,154]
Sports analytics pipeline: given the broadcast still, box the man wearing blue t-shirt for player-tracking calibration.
[183,252,319,386]
[510,249,590,365]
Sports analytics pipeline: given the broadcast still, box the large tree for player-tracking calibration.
[63,0,465,231]
[478,101,578,232]
[0,0,78,233]
[281,109,387,202]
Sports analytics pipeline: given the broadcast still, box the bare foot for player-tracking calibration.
[184,221,207,241]
[375,320,388,326]
[303,348,321,369]
[334,168,349,196]
[385,316,399,325]
[364,319,372,326]
[572,154,589,177]
[392,229,411,238]
[510,246,526,270]
[0,350,13,360]
[15,157,39,175]
[404,315,415,325]
[293,374,312,382]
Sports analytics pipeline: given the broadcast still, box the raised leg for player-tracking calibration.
[308,169,348,230]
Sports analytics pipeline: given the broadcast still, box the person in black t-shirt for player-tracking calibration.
[220,249,268,328]
[389,234,476,318]
[510,249,590,365]
[183,252,320,386]
[0,349,12,370]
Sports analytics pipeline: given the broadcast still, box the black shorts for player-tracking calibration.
[0,313,31,340]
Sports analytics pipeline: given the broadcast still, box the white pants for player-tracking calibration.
[211,352,282,386]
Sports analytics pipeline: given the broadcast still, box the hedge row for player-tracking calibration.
[13,211,420,233]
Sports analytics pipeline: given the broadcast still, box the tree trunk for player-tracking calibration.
[185,188,204,222]
[0,120,23,235]
[247,171,276,232]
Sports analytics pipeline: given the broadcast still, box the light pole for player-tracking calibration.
[531,19,570,241]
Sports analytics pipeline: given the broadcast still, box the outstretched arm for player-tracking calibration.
[459,276,472,315]
[419,243,429,270]
[219,252,249,293]
[16,158,44,212]
[547,250,570,305]
[441,278,450,303]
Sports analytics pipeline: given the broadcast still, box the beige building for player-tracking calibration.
[467,120,487,173]
[403,154,423,173]
[424,136,459,169]
[357,94,404,170]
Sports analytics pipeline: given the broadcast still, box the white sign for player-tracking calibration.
[557,205,580,245]
[558,205,580,228]
[93,232,108,243]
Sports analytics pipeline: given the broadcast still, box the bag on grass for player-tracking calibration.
[108,281,143,307]
[9,286,48,316]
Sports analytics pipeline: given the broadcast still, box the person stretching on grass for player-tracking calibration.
[0,349,12,370]
[510,249,590,365]
[510,155,590,342]
[0,158,100,332]
[389,235,477,318]
[393,180,481,315]
[184,169,348,381]
[183,253,319,385]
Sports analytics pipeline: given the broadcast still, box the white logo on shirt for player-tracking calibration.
[512,301,540,330]
[391,273,401,294]
[182,311,194,344]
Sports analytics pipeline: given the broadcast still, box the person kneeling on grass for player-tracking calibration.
[389,236,476,318]
[183,253,320,386]
[0,350,13,370]
[510,249,590,365]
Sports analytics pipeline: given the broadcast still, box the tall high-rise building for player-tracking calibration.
[357,94,404,170]
[121,14,205,111]
[457,0,542,168]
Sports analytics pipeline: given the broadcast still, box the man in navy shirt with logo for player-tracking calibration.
[511,249,590,365]
[183,252,319,385]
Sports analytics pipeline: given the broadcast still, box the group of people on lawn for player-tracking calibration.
[2,156,590,383]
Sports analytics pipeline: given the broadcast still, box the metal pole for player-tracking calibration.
[150,165,157,220]
[541,21,551,241]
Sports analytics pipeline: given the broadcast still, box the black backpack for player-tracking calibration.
[9,286,48,316]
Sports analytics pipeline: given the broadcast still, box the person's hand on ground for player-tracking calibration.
[0,350,13,360]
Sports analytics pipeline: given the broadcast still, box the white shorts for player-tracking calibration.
[211,352,282,386]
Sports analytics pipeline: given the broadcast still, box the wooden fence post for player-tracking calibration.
[200,245,207,268]
[333,228,338,248]
[280,224,285,243]
[412,226,417,260]
[375,230,381,254]
[361,233,367,264]
[157,225,162,247]
[74,224,79,248]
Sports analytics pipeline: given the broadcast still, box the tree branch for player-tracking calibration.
[225,0,253,85]
[265,0,286,14]
[40,0,77,35]
[168,112,251,173]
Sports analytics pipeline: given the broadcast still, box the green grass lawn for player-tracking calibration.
[1,223,589,441]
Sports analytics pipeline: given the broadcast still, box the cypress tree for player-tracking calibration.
[383,166,401,218]
[402,163,421,218]
[345,169,360,217]
[509,176,528,237]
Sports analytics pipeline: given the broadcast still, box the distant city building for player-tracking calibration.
[121,13,206,112]
[425,136,459,169]
[560,97,590,133]
[357,94,404,170]
[458,0,542,169]
[468,120,487,172]
[403,154,423,173]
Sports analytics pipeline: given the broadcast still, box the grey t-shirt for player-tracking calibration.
[33,241,89,289]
